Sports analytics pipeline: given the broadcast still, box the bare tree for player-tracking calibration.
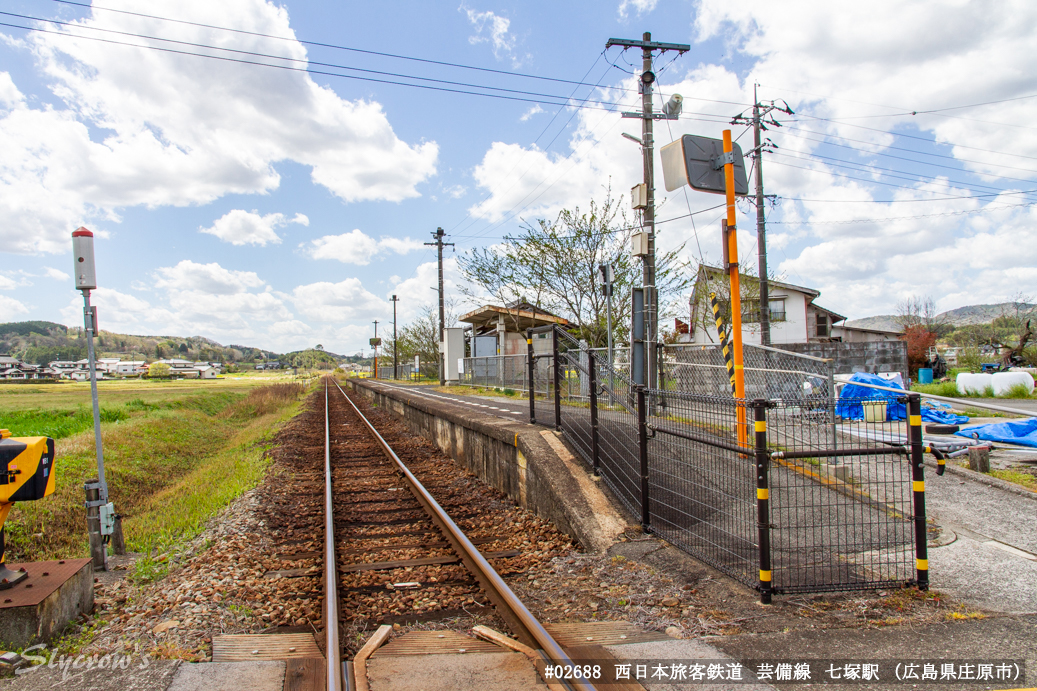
[459,187,691,347]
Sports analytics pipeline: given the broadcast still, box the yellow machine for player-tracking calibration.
[0,429,56,589]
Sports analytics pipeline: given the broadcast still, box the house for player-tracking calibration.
[115,361,148,376]
[689,266,902,345]
[459,301,570,357]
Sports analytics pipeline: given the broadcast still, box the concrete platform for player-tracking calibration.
[0,558,93,647]
[166,661,285,691]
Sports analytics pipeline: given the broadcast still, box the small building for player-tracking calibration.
[830,323,903,343]
[689,265,848,345]
[459,301,570,357]
[115,361,148,376]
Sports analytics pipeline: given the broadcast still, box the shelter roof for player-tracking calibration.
[459,303,569,331]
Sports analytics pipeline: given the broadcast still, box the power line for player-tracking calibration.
[783,187,1037,203]
[2,12,636,110]
[771,150,1031,197]
[770,200,1037,225]
[786,113,1037,162]
[45,0,755,110]
[781,128,1037,179]
[46,0,637,93]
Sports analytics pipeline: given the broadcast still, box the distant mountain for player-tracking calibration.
[843,315,900,332]
[937,302,1036,326]
[845,302,1037,332]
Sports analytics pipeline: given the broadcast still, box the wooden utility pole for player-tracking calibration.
[607,33,689,389]
[424,228,453,385]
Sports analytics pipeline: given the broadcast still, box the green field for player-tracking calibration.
[0,374,315,568]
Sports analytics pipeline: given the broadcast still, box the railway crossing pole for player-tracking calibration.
[424,228,453,385]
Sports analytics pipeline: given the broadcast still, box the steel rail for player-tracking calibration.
[331,379,596,691]
[324,381,344,691]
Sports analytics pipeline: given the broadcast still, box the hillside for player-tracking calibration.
[0,321,283,365]
[845,302,1037,331]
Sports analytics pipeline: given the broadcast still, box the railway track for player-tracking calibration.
[320,378,596,691]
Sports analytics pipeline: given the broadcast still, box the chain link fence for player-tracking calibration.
[457,355,528,391]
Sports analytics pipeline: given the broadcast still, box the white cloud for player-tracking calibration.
[292,278,385,322]
[0,275,18,290]
[154,260,264,295]
[0,72,23,108]
[462,6,517,62]
[42,267,71,281]
[0,0,438,254]
[520,105,544,121]
[200,209,307,246]
[305,229,425,265]
[618,0,658,19]
[0,297,29,321]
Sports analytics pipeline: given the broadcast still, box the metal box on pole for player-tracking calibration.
[72,228,97,290]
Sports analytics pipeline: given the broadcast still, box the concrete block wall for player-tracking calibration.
[775,341,909,380]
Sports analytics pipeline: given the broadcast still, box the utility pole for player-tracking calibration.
[607,33,690,389]
[733,87,793,347]
[373,319,379,379]
[390,295,399,380]
[424,227,453,385]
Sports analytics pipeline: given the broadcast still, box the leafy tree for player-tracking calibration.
[459,188,690,348]
[148,362,171,378]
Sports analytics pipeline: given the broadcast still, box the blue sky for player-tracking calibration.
[2,0,1036,354]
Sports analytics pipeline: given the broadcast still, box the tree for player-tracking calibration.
[148,362,171,378]
[459,188,690,347]
[894,295,947,375]
[393,303,460,369]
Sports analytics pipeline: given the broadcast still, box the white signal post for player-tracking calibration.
[72,227,114,570]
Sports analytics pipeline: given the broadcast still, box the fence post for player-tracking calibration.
[752,399,773,604]
[527,329,535,424]
[636,386,651,533]
[906,393,929,591]
[553,327,562,431]
[588,349,600,476]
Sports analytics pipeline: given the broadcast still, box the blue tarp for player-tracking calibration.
[836,372,906,421]
[920,401,970,425]
[837,372,971,424]
[956,417,1037,448]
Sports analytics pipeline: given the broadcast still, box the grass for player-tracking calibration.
[0,406,129,439]
[911,380,1035,400]
[0,380,310,567]
[989,469,1037,492]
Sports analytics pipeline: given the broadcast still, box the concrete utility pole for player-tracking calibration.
[733,87,793,347]
[607,33,690,390]
[373,320,379,379]
[390,294,399,380]
[424,227,453,385]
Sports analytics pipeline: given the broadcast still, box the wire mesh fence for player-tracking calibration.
[766,398,917,593]
[374,362,439,381]
[458,355,528,391]
[527,325,926,600]
[660,343,835,403]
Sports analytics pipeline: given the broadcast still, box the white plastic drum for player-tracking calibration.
[991,371,1035,396]
[956,372,993,395]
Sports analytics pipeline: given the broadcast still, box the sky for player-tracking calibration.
[2,0,1036,355]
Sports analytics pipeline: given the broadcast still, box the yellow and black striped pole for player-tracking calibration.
[709,292,736,394]
[906,393,929,590]
[753,399,773,604]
